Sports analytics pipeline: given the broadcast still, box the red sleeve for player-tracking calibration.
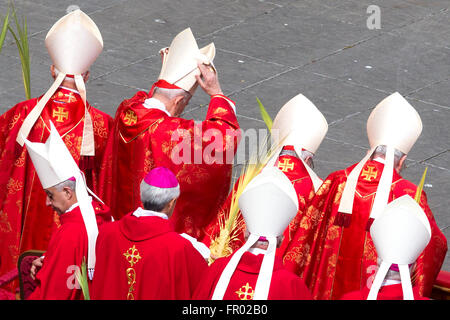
[182,240,209,298]
[27,225,87,300]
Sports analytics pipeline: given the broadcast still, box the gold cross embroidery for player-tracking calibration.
[361,166,378,181]
[278,158,295,172]
[123,245,142,267]
[52,107,69,123]
[66,92,77,103]
[235,282,254,300]
[123,110,137,126]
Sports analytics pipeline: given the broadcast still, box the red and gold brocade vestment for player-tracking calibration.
[99,91,240,243]
[0,87,113,293]
[296,160,447,300]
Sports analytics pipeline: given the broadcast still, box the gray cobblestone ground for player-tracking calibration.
[1,0,449,271]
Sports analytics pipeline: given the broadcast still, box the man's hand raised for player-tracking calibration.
[195,62,223,97]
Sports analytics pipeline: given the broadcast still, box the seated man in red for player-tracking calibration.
[24,123,110,300]
[194,167,312,300]
[91,167,208,300]
[341,195,431,300]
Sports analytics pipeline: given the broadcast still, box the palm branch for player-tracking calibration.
[414,167,428,204]
[0,8,9,53]
[208,131,285,265]
[8,1,31,99]
[256,96,273,132]
[75,257,91,300]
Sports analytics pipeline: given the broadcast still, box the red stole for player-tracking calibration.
[274,150,316,258]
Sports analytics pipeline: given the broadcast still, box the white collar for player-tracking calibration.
[142,98,171,117]
[381,278,401,287]
[65,202,79,213]
[132,207,168,219]
[248,247,267,256]
[373,157,386,164]
[59,86,80,95]
[180,233,211,260]
[64,196,93,213]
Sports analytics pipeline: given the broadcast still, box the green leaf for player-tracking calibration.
[0,10,10,54]
[414,167,428,204]
[75,257,91,300]
[8,1,31,99]
[256,96,273,132]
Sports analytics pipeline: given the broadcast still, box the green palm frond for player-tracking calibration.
[0,9,10,53]
[208,132,285,264]
[414,167,428,204]
[256,97,273,132]
[8,1,31,99]
[75,257,91,300]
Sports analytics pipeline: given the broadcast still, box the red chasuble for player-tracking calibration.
[205,146,317,258]
[275,148,316,259]
[193,251,312,300]
[296,160,447,300]
[0,87,113,293]
[340,283,429,300]
[27,201,111,300]
[99,91,240,243]
[91,212,208,300]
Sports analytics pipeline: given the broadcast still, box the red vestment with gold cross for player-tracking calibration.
[0,87,113,294]
[192,251,312,300]
[294,160,447,300]
[90,212,208,300]
[99,91,240,243]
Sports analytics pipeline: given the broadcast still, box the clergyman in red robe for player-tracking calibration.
[91,167,207,300]
[297,93,447,300]
[206,93,328,270]
[100,28,240,244]
[342,195,433,301]
[24,124,111,300]
[195,167,312,300]
[0,9,112,295]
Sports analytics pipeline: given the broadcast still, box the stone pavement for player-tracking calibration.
[0,0,449,270]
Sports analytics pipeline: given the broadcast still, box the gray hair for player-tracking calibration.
[53,179,76,192]
[153,86,191,104]
[371,145,406,167]
[140,180,180,212]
